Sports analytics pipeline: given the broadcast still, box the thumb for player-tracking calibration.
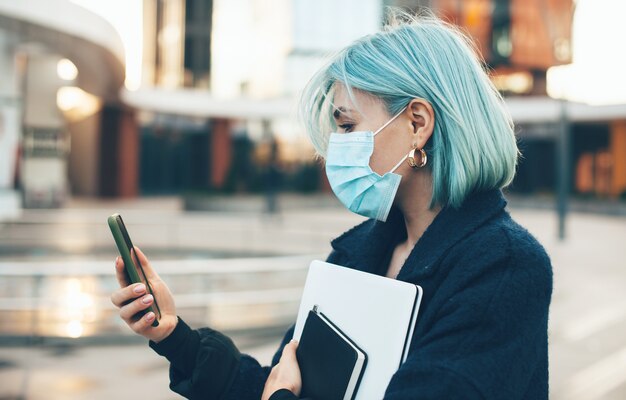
[281,340,299,361]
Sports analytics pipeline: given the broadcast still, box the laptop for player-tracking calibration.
[292,260,423,400]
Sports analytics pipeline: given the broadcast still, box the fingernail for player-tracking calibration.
[142,294,153,304]
[134,284,146,294]
[145,312,154,321]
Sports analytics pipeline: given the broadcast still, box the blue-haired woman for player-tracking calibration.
[111,11,552,400]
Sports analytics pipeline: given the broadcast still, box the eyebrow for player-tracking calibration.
[333,107,354,120]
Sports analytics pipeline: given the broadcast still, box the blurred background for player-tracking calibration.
[0,0,625,399]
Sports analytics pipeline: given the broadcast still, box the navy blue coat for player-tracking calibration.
[151,189,553,399]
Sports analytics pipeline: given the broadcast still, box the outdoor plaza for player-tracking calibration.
[0,194,624,399]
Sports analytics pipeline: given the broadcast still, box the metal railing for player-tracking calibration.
[0,255,318,341]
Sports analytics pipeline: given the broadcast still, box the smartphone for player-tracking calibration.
[108,213,161,327]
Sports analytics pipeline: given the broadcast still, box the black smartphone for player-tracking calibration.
[108,213,161,327]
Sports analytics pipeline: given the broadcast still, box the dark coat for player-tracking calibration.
[151,189,553,400]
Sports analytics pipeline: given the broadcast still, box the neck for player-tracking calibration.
[395,172,441,251]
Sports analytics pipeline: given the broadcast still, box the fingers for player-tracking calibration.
[132,246,157,281]
[267,339,301,398]
[129,310,156,334]
[114,256,130,288]
[280,340,299,362]
[119,293,154,321]
[110,282,146,308]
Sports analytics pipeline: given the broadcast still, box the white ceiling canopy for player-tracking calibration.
[0,0,125,101]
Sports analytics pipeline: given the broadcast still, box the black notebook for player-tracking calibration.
[296,305,368,400]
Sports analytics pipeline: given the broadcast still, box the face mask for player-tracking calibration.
[325,107,408,222]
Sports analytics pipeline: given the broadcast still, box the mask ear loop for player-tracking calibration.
[373,106,408,136]
[389,153,409,173]
[376,105,410,174]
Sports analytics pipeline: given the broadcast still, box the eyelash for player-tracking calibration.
[338,123,354,132]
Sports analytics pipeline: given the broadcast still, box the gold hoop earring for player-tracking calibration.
[407,148,427,169]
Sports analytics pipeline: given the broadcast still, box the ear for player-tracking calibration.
[405,98,435,149]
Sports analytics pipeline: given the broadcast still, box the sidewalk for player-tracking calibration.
[0,195,625,399]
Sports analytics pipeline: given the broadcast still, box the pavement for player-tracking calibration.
[0,194,625,399]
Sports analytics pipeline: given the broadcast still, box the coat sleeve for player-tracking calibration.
[268,388,299,400]
[383,244,552,400]
[149,318,296,400]
[148,251,343,399]
[221,324,296,400]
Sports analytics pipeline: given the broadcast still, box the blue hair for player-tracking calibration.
[299,9,519,209]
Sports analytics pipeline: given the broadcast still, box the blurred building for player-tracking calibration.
[1,0,626,214]
[449,0,626,199]
[390,0,626,199]
[121,0,626,201]
[431,0,574,95]
[0,0,125,214]
[124,0,383,197]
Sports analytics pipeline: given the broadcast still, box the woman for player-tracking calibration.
[111,11,552,400]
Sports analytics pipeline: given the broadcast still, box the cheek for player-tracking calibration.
[369,131,410,174]
[368,148,388,175]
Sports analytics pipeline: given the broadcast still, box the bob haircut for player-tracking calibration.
[299,9,519,209]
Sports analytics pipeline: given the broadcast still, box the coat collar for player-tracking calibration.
[330,189,508,281]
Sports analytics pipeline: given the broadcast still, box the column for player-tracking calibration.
[0,31,21,219]
[610,120,626,198]
[210,118,232,189]
[99,105,139,198]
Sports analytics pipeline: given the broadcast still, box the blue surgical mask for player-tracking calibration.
[325,107,408,222]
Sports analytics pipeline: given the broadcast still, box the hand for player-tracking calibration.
[110,246,178,343]
[261,340,302,400]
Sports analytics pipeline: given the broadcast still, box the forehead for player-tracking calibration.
[332,84,384,118]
